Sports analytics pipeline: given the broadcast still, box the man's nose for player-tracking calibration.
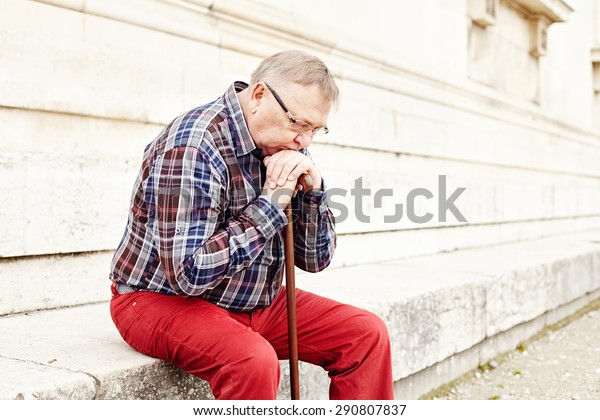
[294,131,313,149]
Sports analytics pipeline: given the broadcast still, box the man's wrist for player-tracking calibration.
[244,195,288,238]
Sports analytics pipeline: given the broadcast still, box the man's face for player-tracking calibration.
[249,82,331,156]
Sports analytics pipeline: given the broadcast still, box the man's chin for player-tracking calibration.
[262,148,280,157]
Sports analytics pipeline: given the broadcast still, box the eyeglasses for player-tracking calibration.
[263,82,329,137]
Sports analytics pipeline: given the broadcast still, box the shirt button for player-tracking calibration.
[175,227,182,234]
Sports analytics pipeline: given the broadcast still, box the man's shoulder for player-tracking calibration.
[140,83,249,174]
[145,99,230,155]
[169,100,229,150]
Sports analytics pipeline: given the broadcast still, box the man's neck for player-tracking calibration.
[236,87,263,153]
[237,88,250,119]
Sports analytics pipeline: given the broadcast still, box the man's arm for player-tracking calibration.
[262,149,336,272]
[154,146,288,295]
[291,183,336,273]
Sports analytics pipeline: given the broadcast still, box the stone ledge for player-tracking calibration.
[1,230,599,399]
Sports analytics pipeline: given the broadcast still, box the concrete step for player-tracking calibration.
[2,230,600,400]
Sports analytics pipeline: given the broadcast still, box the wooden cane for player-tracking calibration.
[284,174,313,400]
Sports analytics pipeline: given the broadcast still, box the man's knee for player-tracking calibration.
[211,340,280,399]
[232,340,280,377]
[250,343,280,373]
[350,309,391,351]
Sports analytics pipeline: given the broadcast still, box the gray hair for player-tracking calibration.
[250,50,340,108]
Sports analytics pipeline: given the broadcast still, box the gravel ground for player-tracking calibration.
[427,305,600,400]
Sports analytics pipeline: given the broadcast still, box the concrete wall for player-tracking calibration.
[1,0,600,315]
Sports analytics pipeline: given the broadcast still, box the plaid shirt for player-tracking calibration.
[110,82,336,311]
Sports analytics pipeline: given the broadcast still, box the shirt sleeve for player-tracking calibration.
[292,177,337,273]
[153,146,288,295]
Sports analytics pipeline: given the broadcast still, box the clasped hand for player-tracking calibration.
[262,150,322,210]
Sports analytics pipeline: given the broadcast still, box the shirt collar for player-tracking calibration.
[224,81,257,158]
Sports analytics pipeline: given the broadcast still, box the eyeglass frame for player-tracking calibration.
[262,82,329,137]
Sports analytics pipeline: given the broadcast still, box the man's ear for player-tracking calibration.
[249,82,267,107]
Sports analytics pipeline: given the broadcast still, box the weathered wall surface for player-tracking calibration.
[1,0,599,315]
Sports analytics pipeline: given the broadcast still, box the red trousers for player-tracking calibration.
[110,285,394,400]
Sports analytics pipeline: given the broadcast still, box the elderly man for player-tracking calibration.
[109,50,394,400]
